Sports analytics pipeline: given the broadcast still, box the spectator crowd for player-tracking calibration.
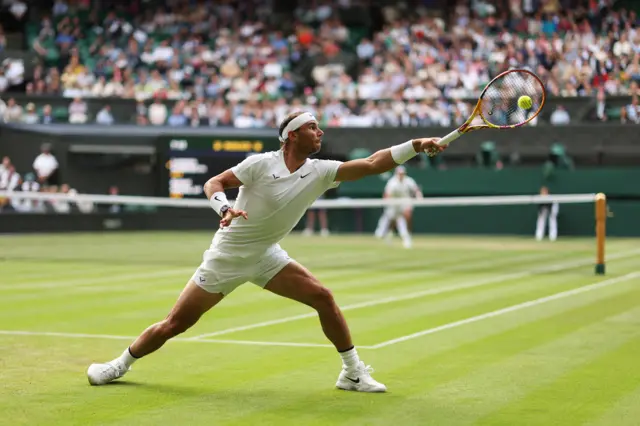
[1,0,640,127]
[0,145,98,214]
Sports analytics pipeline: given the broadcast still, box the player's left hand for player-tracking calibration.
[417,138,446,157]
[220,208,248,228]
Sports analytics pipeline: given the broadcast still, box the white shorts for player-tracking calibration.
[384,204,413,219]
[191,244,292,296]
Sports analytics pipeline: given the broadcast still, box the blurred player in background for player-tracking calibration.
[535,186,559,241]
[86,111,445,393]
[374,166,422,248]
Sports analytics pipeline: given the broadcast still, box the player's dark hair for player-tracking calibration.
[278,111,305,144]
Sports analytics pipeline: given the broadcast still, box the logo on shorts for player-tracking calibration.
[272,174,280,179]
[198,276,206,284]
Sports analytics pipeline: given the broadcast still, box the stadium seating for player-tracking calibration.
[0,0,635,128]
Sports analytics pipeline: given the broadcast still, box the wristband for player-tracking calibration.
[210,191,230,217]
[390,140,418,164]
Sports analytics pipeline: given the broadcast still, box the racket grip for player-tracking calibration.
[438,129,462,146]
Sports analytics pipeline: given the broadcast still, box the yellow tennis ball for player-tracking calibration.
[518,95,533,110]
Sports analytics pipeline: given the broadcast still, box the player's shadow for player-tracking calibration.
[104,380,399,402]
[97,380,204,397]
[91,381,414,422]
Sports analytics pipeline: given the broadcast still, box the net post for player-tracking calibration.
[595,193,606,275]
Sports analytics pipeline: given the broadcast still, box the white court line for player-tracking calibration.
[190,249,640,340]
[0,330,336,348]
[194,338,345,348]
[3,271,638,351]
[0,268,195,291]
[0,249,399,291]
[2,269,639,350]
[0,241,567,292]
[371,271,640,349]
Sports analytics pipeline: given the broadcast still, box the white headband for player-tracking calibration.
[279,112,317,143]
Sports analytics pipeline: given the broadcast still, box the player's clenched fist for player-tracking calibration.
[415,138,446,157]
[220,208,248,228]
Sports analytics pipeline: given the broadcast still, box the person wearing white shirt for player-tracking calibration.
[0,156,9,176]
[87,110,446,393]
[148,99,168,125]
[0,164,20,212]
[33,144,59,185]
[96,105,114,125]
[550,105,571,125]
[0,162,19,190]
[374,166,422,249]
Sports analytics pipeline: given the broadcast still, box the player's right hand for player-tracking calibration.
[416,138,446,157]
[220,208,248,228]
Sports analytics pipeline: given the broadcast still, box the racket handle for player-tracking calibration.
[438,129,462,146]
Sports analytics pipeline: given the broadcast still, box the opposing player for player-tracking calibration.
[86,111,444,392]
[374,166,422,248]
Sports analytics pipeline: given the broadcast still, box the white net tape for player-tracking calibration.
[0,191,598,210]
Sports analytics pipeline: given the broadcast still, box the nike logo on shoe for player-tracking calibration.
[300,173,311,178]
[345,376,360,383]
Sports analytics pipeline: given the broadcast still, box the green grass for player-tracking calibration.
[1,232,640,425]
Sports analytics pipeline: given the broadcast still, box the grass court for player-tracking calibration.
[1,232,640,425]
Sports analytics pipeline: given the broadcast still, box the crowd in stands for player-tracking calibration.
[0,145,98,214]
[0,0,639,126]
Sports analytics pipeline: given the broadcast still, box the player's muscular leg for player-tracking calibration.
[129,281,223,357]
[264,262,353,351]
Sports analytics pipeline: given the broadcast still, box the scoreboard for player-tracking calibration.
[163,135,280,199]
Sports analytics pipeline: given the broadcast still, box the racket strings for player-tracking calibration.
[480,71,545,127]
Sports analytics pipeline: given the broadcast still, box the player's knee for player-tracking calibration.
[310,285,336,310]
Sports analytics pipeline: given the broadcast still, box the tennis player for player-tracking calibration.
[374,166,422,248]
[87,111,444,392]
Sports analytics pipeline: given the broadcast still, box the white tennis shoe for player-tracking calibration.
[87,360,130,385]
[336,361,387,393]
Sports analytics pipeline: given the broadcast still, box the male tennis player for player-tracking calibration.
[374,166,422,248]
[87,111,444,392]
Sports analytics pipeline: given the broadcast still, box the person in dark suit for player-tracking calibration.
[535,186,558,241]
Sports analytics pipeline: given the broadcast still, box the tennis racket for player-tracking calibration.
[425,69,546,156]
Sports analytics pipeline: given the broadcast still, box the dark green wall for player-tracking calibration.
[323,168,640,237]
[304,201,639,237]
[2,123,639,236]
[339,168,640,198]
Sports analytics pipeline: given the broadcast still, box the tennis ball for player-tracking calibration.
[518,95,533,110]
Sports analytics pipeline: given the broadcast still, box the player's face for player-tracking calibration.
[296,121,324,155]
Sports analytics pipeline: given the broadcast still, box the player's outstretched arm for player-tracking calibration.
[204,169,248,228]
[335,138,444,182]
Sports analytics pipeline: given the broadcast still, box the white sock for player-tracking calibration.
[339,347,360,371]
[116,347,139,367]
